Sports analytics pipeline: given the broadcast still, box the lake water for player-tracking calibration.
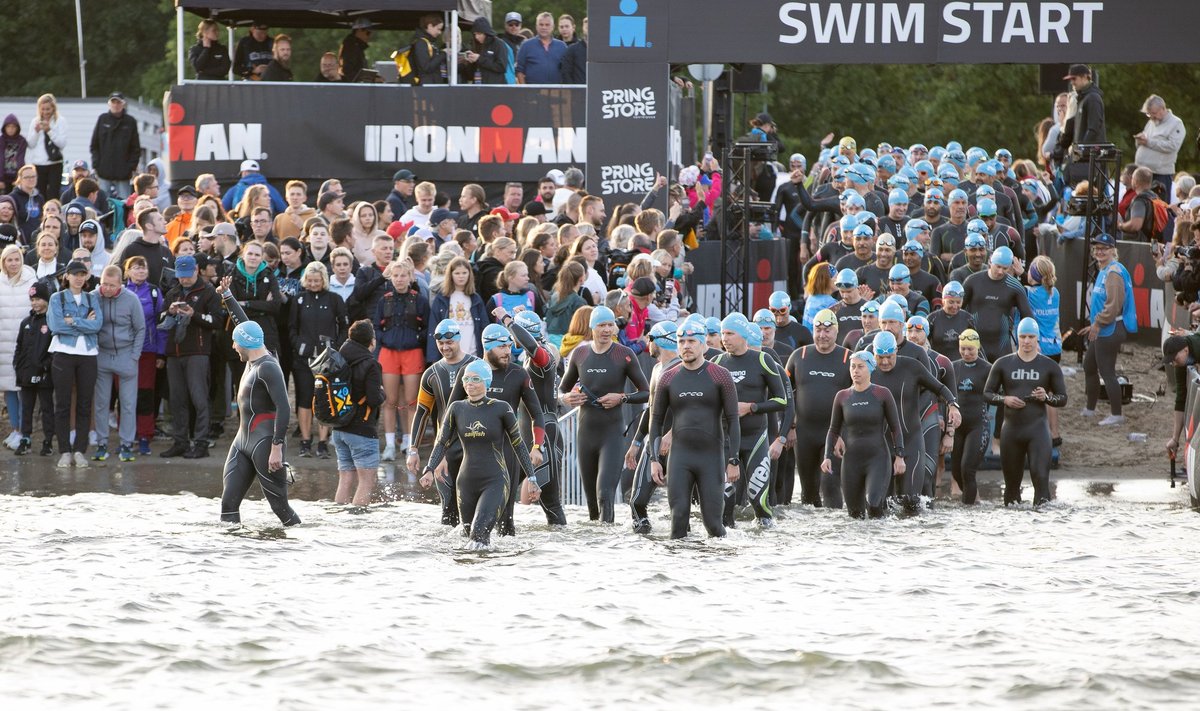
[3,473,1199,709]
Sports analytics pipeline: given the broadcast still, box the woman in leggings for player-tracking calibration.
[1080,233,1137,427]
[822,350,905,519]
[422,359,537,547]
[950,329,991,504]
[559,305,649,522]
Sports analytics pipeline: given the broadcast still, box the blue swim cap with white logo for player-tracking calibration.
[752,309,774,328]
[990,246,1014,267]
[434,318,462,340]
[677,319,707,343]
[704,316,721,335]
[721,312,756,342]
[514,310,543,340]
[889,263,911,282]
[649,320,678,351]
[835,269,859,288]
[768,291,791,310]
[879,301,906,323]
[873,330,898,355]
[942,280,965,298]
[481,323,512,351]
[232,321,264,349]
[888,189,909,206]
[967,218,989,236]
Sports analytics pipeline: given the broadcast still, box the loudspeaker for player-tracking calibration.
[1039,64,1070,94]
[710,73,734,153]
[732,64,763,94]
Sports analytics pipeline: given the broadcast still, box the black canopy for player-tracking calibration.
[176,0,457,30]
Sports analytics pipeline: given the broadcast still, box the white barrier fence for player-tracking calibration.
[557,407,585,506]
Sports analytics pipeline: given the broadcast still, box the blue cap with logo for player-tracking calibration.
[232,320,265,349]
[888,188,909,206]
[1016,317,1040,337]
[677,318,708,343]
[704,316,721,335]
[925,187,946,205]
[942,280,965,298]
[887,174,911,189]
[861,300,881,316]
[977,197,998,217]
[589,305,617,329]
[1092,232,1117,248]
[434,318,462,340]
[175,255,197,278]
[852,223,874,240]
[835,268,859,288]
[768,291,791,310]
[514,310,543,340]
[482,323,513,351]
[967,218,989,236]
[850,349,877,373]
[977,184,996,198]
[879,301,906,324]
[649,320,678,351]
[905,219,931,240]
[721,312,756,342]
[965,233,988,249]
[901,239,924,256]
[889,263,911,282]
[752,309,775,328]
[872,330,898,355]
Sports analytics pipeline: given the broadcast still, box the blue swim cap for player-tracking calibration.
[850,349,876,373]
[889,263,911,282]
[887,174,911,189]
[946,150,967,170]
[929,146,947,161]
[977,197,998,217]
[906,314,929,332]
[995,148,1012,161]
[232,320,264,349]
[704,316,721,335]
[482,323,513,351]
[905,220,931,240]
[434,318,462,340]
[949,188,969,203]
[589,305,616,329]
[860,300,881,316]
[910,143,928,155]
[914,159,934,176]
[852,223,874,239]
[877,154,898,173]
[514,311,543,340]
[844,193,866,210]
[859,148,878,162]
[966,147,988,166]
[946,140,963,152]
[839,214,859,232]
[721,312,756,342]
[879,300,906,323]
[752,309,774,328]
[964,233,988,249]
[677,318,707,343]
[901,239,924,256]
[978,160,1000,177]
[845,164,874,186]
[925,187,946,205]
[1017,317,1040,338]
[462,358,494,388]
[649,320,678,351]
[835,269,859,288]
[967,218,989,236]
[873,330,898,355]
[990,245,1014,267]
[977,184,996,198]
[768,290,791,310]
[898,165,919,181]
[942,280,965,298]
[937,164,960,181]
[888,188,909,206]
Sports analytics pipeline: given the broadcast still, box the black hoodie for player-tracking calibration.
[336,338,384,438]
[463,17,511,85]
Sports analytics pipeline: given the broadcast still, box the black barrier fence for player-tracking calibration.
[1181,367,1200,506]
[686,239,788,318]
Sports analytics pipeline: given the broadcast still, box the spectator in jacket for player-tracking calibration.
[1135,94,1188,196]
[290,262,348,459]
[13,279,54,455]
[114,208,175,287]
[373,259,429,462]
[501,12,526,55]
[314,52,342,83]
[333,320,385,506]
[0,114,28,193]
[10,165,44,240]
[89,93,141,199]
[189,19,232,80]
[1056,64,1106,185]
[428,256,486,360]
[59,160,92,203]
[123,255,167,455]
[339,18,373,82]
[260,34,294,82]
[560,17,587,84]
[474,236,516,306]
[347,234,394,321]
[158,255,220,459]
[302,217,336,270]
[273,180,316,240]
[48,260,103,467]
[461,17,511,85]
[410,14,447,85]
[489,259,545,319]
[221,160,286,214]
[233,23,273,80]
[386,169,416,219]
[28,94,68,201]
[516,12,567,85]
[222,240,283,388]
[545,260,586,348]
[0,245,36,450]
[328,246,357,302]
[26,232,66,286]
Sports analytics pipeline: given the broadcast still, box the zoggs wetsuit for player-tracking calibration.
[870,355,956,506]
[426,397,535,546]
[629,356,679,532]
[648,361,740,539]
[826,384,905,519]
[449,361,545,535]
[411,353,477,526]
[560,342,649,522]
[508,321,567,526]
[784,344,852,507]
[983,353,1067,506]
[951,356,992,505]
[713,349,788,526]
[218,294,299,526]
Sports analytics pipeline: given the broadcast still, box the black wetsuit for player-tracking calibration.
[426,397,535,546]
[870,355,956,506]
[509,321,567,526]
[921,349,957,497]
[219,294,299,526]
[629,356,679,532]
[648,361,741,538]
[951,356,991,504]
[826,384,905,519]
[983,353,1067,506]
[962,271,1033,361]
[784,345,852,507]
[712,349,788,526]
[560,341,649,522]
[411,353,477,525]
[775,318,812,351]
[450,359,545,534]
[830,299,865,337]
[856,262,896,297]
[928,308,976,360]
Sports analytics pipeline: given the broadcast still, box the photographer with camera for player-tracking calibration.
[1169,222,1200,309]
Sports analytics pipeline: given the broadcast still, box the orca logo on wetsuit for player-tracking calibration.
[1010,368,1040,380]
[678,391,704,397]
[850,400,871,407]
[586,368,608,373]
[808,370,836,377]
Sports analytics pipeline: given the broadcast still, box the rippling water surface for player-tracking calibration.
[4,478,1200,709]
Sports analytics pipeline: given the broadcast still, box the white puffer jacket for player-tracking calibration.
[0,265,37,391]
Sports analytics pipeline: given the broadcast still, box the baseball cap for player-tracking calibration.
[523,201,547,217]
[546,169,566,187]
[175,255,197,278]
[1163,335,1190,365]
[392,169,416,182]
[108,92,126,103]
[505,11,522,23]
[65,259,90,275]
[629,277,657,297]
[0,224,18,247]
[490,206,518,221]
[1092,233,1117,248]
[430,207,459,224]
[72,159,89,171]
[1063,63,1091,79]
[211,222,238,238]
[239,159,260,172]
[318,191,344,211]
[79,219,100,233]
[177,185,198,198]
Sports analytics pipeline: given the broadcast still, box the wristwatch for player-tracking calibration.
[620,394,629,404]
[271,437,285,446]
[727,457,740,467]
[531,443,542,451]
[408,447,419,456]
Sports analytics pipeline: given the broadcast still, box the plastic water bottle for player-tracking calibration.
[1128,433,1147,443]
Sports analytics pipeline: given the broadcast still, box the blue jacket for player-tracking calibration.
[126,280,167,355]
[221,172,286,214]
[427,290,486,362]
[47,288,103,352]
[374,283,429,352]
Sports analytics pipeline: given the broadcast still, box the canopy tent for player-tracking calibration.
[175,0,458,30]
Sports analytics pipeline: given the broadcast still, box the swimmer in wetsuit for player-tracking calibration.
[409,319,477,526]
[784,309,852,507]
[950,329,991,504]
[447,323,546,535]
[625,321,679,534]
[559,306,649,522]
[714,312,789,528]
[906,314,956,498]
[927,280,976,361]
[648,320,741,538]
[216,282,300,526]
[983,318,1067,506]
[422,359,539,547]
[822,350,905,519]
[703,316,725,361]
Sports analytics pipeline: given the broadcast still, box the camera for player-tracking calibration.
[1065,194,1112,217]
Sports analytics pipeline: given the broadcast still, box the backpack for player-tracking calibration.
[310,341,360,427]
[501,41,517,85]
[1150,196,1170,240]
[395,37,433,85]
